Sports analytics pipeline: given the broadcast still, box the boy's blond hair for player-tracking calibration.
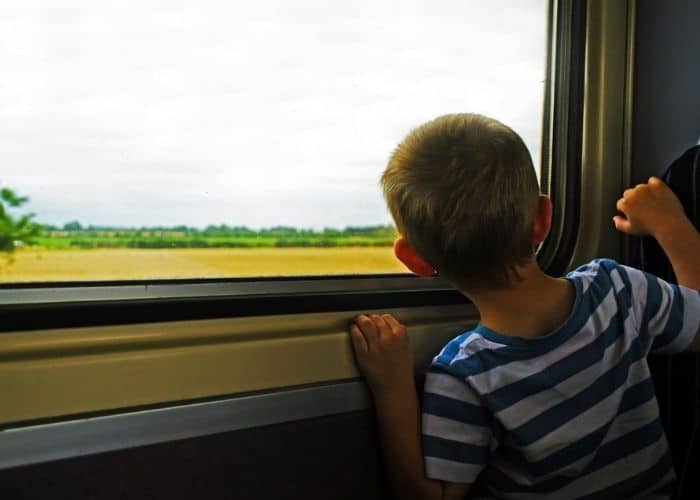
[381,113,540,290]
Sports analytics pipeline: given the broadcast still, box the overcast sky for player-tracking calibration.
[1,0,547,229]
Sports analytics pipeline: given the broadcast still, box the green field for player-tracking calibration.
[34,225,397,249]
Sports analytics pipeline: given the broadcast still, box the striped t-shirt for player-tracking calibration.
[422,259,700,499]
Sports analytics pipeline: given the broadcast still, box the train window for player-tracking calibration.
[1,0,548,283]
[1,0,634,465]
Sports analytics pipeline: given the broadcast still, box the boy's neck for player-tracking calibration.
[462,262,575,339]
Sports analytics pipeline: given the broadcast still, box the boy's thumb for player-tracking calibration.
[612,215,632,233]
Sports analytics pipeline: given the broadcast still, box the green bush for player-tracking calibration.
[0,187,40,253]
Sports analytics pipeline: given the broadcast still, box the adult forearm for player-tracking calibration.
[655,217,700,291]
[373,387,443,500]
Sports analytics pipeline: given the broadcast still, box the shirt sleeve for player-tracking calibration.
[421,364,494,484]
[619,264,700,354]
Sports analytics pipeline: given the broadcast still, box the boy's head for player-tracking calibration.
[381,113,543,291]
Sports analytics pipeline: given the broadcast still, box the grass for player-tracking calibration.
[33,226,398,249]
[0,247,408,282]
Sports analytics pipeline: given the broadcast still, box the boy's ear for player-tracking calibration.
[532,195,553,245]
[394,238,436,276]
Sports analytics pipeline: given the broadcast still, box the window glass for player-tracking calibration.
[0,0,547,282]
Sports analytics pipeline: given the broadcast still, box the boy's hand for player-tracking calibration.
[350,314,414,397]
[613,177,687,239]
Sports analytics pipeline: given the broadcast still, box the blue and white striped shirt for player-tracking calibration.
[422,259,700,499]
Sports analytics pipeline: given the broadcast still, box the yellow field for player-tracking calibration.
[0,247,408,282]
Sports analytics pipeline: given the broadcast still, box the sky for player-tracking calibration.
[0,0,547,230]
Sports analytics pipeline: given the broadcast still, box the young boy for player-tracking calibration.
[350,113,700,499]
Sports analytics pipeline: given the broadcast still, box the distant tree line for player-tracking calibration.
[36,222,397,249]
[0,184,396,253]
[47,221,395,235]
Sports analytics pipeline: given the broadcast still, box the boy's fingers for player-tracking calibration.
[350,324,369,353]
[355,315,379,343]
[370,314,392,341]
[381,314,400,329]
[616,197,627,213]
[613,215,632,233]
[648,176,662,186]
[382,314,406,336]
